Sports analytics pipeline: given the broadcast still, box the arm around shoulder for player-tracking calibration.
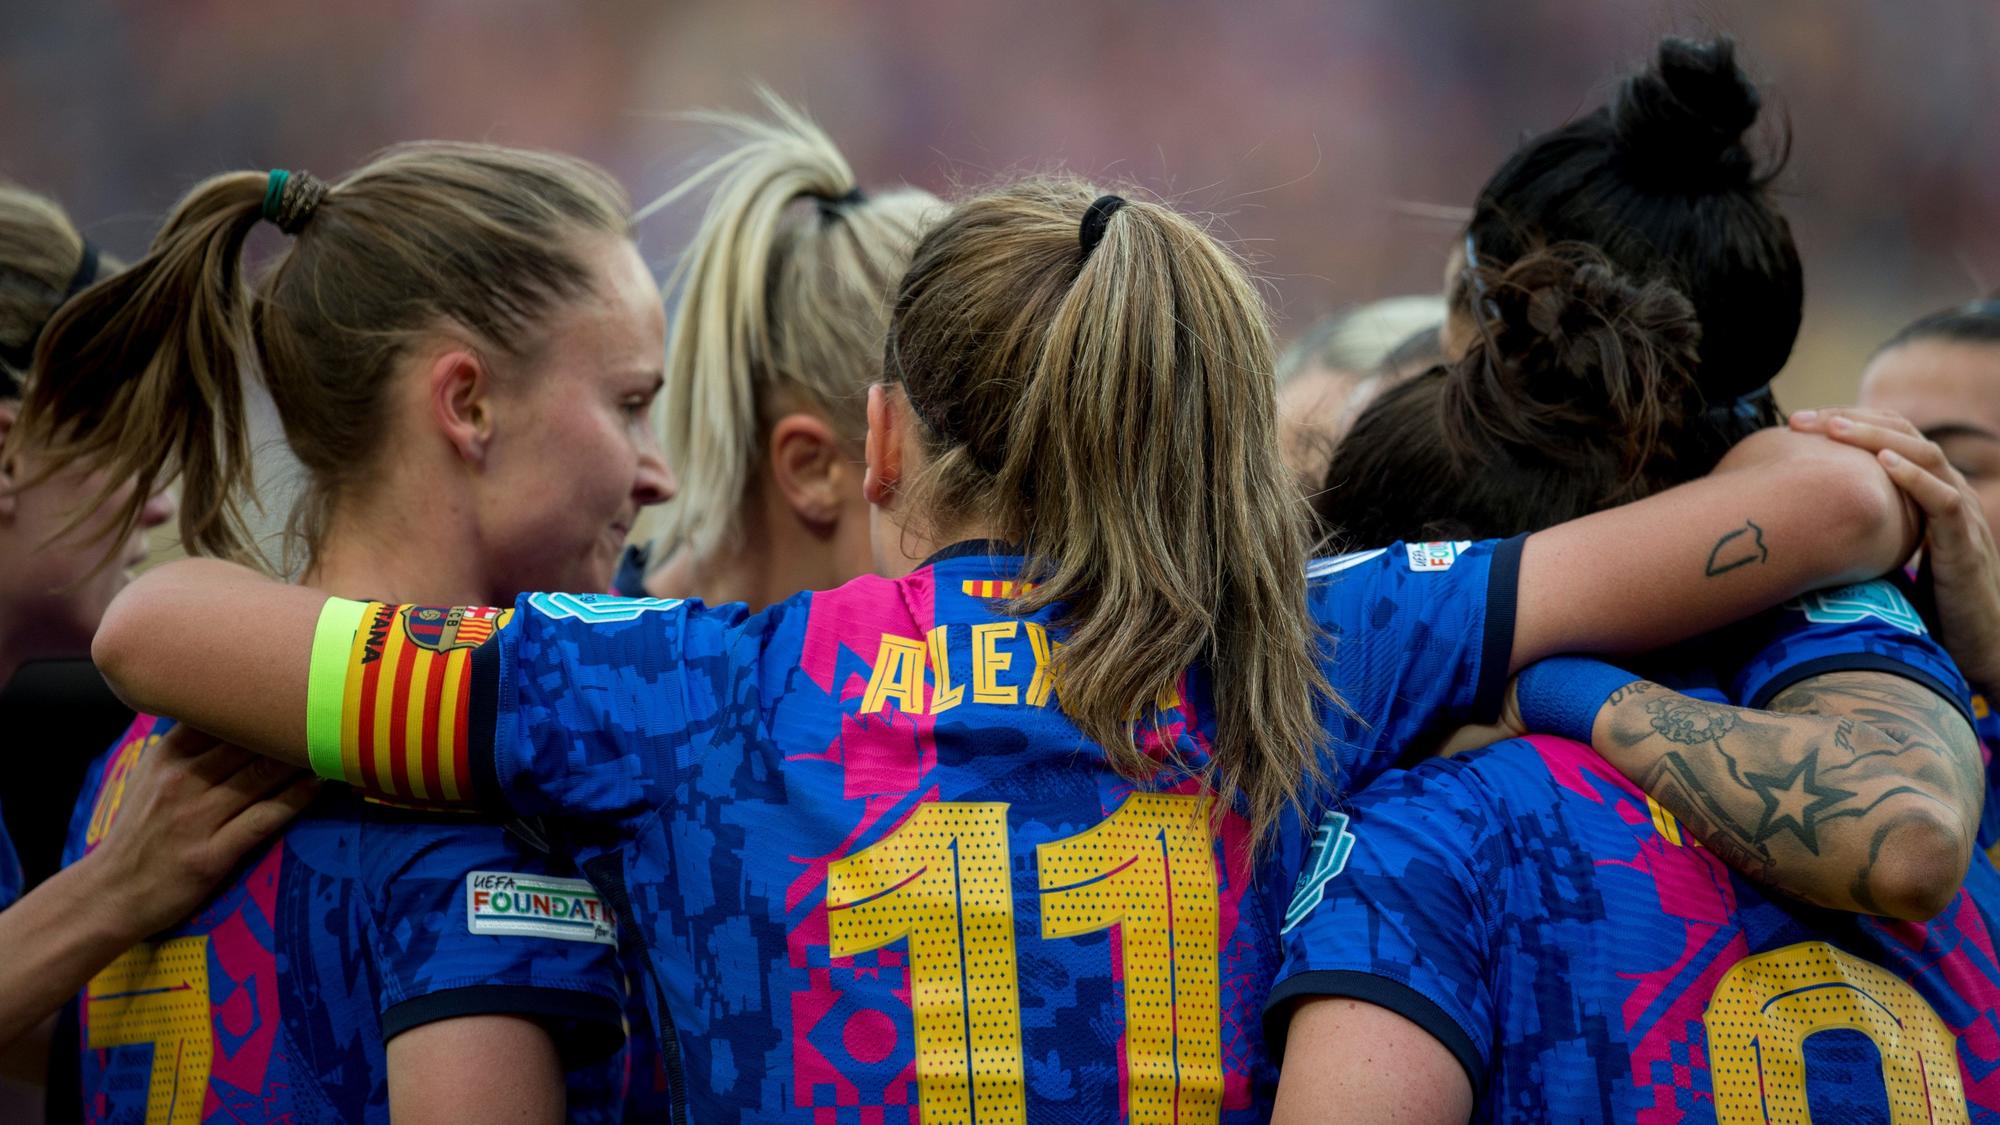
[1512,429,1918,671]
[94,558,321,765]
[1712,427,1917,582]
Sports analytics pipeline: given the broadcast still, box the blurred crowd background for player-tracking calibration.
[6,0,1998,416]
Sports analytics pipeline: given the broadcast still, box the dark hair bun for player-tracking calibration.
[1612,36,1763,190]
[1448,244,1704,489]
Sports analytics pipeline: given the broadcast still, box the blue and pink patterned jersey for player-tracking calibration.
[1978,691,2000,863]
[1705,577,1971,717]
[61,714,649,1124]
[294,537,1522,1122]
[1272,732,2000,1121]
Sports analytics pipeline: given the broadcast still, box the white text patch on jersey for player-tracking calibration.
[466,871,616,944]
[1406,541,1473,572]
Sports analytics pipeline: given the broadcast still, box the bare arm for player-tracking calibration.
[1584,671,1979,920]
[1272,998,1473,1125]
[1513,428,1917,672]
[92,559,328,767]
[0,726,313,1051]
[388,1016,566,1124]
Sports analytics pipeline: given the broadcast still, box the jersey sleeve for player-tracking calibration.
[358,802,627,1059]
[1265,760,1504,1090]
[0,807,20,910]
[1716,578,1975,725]
[304,593,743,821]
[1305,536,1526,787]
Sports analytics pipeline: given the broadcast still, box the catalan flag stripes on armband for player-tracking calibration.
[306,597,510,804]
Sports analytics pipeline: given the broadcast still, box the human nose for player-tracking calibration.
[632,435,676,508]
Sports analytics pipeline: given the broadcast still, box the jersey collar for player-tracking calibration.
[918,539,1026,571]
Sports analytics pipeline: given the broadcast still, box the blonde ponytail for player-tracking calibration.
[645,90,939,560]
[888,178,1336,847]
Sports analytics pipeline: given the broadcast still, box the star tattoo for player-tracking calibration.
[1744,751,1856,853]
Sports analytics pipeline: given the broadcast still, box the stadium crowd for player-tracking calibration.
[2,30,2000,1124]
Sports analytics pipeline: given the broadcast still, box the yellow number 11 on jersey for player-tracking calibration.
[826,793,1223,1125]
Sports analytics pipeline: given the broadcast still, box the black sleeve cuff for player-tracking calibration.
[1264,970,1485,1093]
[1747,654,1977,730]
[381,984,625,1063]
[1472,534,1528,722]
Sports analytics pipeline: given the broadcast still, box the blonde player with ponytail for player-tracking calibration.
[95,174,1926,1121]
[16,149,673,1123]
[628,93,939,608]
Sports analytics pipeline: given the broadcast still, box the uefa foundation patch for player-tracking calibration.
[1406,541,1472,571]
[466,871,616,945]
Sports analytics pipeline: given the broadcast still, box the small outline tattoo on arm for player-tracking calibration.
[1705,519,1770,577]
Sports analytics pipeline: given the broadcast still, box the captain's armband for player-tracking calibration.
[305,597,510,804]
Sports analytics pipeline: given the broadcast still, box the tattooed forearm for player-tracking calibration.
[1593,671,1979,918]
[1644,695,1739,745]
[1704,519,1770,577]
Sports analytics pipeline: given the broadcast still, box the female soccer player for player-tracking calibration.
[1446,35,1797,474]
[1279,245,1991,1120]
[92,177,1926,1121]
[0,184,311,1068]
[628,94,939,608]
[1840,300,2000,699]
[1857,299,2000,541]
[14,149,674,1122]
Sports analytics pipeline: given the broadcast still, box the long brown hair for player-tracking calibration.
[887,178,1334,846]
[643,91,939,559]
[12,143,630,568]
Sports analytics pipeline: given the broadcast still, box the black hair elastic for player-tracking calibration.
[1079,194,1126,257]
[817,185,868,222]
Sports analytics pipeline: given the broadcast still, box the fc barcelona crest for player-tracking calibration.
[401,604,507,652]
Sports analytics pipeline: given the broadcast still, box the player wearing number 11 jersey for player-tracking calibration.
[91,175,1938,1123]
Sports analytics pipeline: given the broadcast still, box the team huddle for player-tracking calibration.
[3,32,2000,1124]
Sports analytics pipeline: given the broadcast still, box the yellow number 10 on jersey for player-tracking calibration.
[827,793,1222,1125]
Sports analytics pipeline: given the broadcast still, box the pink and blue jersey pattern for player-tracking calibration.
[60,715,644,1124]
[341,537,1520,1122]
[1272,575,1994,1120]
[1978,691,2000,861]
[1272,734,2000,1121]
[1710,577,1974,721]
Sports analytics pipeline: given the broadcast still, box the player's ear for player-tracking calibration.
[0,400,19,521]
[863,384,905,507]
[427,347,495,465]
[769,411,849,529]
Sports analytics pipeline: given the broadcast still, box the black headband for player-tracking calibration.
[1,238,102,382]
[65,240,101,300]
[1079,194,1126,257]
